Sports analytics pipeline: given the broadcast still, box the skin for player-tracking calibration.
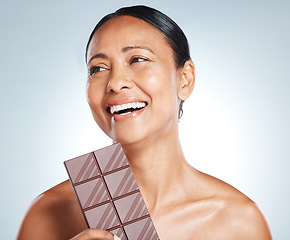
[17,16,272,240]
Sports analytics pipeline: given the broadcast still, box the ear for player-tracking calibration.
[177,60,195,101]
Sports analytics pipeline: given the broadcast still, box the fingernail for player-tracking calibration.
[114,235,121,240]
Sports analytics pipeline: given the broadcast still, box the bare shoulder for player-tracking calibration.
[196,170,272,239]
[17,180,87,240]
[225,199,272,240]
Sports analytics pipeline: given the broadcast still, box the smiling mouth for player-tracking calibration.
[107,102,148,115]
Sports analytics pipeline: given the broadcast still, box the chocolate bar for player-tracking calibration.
[64,143,159,240]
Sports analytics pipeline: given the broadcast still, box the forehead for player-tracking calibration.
[87,15,172,60]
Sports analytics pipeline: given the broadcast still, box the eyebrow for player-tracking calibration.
[122,45,155,54]
[87,45,155,64]
[87,53,108,64]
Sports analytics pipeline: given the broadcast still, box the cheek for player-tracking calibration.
[140,66,178,106]
[86,81,112,136]
[86,81,105,117]
[136,66,180,123]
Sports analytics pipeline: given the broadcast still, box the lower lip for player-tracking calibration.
[111,107,146,122]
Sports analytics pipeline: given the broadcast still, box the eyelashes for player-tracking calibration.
[129,56,149,64]
[88,56,151,76]
[88,66,106,76]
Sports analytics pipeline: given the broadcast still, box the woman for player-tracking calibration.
[17,5,271,240]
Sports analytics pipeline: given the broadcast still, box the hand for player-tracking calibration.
[69,229,121,240]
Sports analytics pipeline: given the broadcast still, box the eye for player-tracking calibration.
[88,66,107,76]
[129,56,149,64]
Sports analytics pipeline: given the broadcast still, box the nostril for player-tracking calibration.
[106,75,134,93]
[109,85,129,93]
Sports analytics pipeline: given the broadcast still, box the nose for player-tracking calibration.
[106,67,134,93]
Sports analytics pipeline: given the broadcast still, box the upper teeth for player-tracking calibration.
[110,102,146,114]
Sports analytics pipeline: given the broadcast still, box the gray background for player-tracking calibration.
[1,0,289,239]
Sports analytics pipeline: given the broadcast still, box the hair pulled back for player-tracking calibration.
[85,5,191,119]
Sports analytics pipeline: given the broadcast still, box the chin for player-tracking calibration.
[111,133,145,146]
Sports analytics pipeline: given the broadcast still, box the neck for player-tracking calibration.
[121,125,191,212]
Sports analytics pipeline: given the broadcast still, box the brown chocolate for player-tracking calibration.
[64,143,159,240]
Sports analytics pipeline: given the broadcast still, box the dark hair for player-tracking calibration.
[85,5,191,119]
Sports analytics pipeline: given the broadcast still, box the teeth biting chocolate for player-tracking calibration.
[64,143,159,240]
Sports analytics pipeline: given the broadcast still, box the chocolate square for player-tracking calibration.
[65,152,100,184]
[84,202,120,229]
[114,192,148,224]
[94,143,129,173]
[124,217,159,240]
[75,178,109,209]
[104,168,139,198]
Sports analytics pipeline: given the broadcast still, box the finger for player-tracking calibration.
[69,228,114,240]
[113,235,121,240]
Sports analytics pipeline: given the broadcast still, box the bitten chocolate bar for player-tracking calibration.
[64,143,159,240]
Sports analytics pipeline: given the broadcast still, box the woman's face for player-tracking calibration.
[86,16,182,145]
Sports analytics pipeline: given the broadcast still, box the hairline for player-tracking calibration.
[85,14,182,69]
